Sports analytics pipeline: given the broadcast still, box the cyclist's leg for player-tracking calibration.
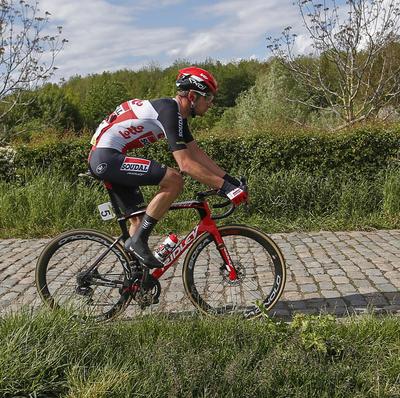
[125,168,184,267]
[128,216,143,236]
[89,148,184,267]
[124,168,183,235]
[105,182,145,236]
[123,167,184,236]
[146,167,184,220]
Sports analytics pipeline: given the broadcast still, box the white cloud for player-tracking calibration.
[166,0,302,62]
[36,0,335,81]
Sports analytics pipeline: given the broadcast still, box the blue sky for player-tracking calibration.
[38,0,350,82]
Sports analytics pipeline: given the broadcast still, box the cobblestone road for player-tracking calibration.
[1,230,400,319]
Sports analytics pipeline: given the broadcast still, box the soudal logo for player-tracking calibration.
[120,157,151,172]
[178,114,183,137]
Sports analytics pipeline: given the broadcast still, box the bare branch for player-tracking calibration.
[0,0,66,142]
[267,0,400,128]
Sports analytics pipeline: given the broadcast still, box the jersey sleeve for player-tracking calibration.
[156,100,194,152]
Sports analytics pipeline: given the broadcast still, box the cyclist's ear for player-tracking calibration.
[188,91,195,101]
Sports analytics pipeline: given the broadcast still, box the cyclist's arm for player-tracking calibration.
[172,147,224,189]
[173,146,250,206]
[186,140,243,188]
[185,140,227,178]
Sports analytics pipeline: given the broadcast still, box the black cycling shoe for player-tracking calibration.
[124,237,164,268]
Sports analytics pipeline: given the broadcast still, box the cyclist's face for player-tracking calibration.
[192,92,213,116]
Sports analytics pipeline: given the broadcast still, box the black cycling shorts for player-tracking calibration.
[88,148,168,215]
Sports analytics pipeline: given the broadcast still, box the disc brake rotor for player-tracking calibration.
[219,263,246,286]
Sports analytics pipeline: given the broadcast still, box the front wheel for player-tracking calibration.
[35,229,132,322]
[182,225,286,319]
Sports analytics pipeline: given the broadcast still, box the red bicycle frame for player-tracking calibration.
[103,176,240,281]
[113,191,238,281]
[151,196,239,280]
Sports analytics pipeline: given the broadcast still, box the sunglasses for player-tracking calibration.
[192,90,214,103]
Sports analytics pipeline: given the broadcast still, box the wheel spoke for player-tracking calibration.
[36,230,131,322]
[183,226,286,319]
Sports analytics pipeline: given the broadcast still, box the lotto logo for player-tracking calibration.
[227,188,241,199]
[120,157,150,172]
[119,125,144,139]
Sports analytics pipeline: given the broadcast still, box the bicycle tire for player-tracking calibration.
[35,229,132,322]
[182,225,286,319]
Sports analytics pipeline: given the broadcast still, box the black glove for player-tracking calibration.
[219,180,248,206]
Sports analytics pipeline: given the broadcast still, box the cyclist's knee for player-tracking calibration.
[170,169,185,191]
[174,170,185,191]
[161,168,184,192]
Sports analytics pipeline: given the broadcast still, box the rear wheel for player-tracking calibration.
[35,229,132,322]
[182,225,286,319]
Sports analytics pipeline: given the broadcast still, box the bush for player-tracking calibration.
[2,123,399,182]
[0,123,396,182]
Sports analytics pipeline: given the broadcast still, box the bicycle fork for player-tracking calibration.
[215,238,239,280]
[203,220,239,280]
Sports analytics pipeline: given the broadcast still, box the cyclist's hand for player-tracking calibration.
[219,181,250,206]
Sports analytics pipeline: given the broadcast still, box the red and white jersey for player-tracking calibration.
[90,97,194,154]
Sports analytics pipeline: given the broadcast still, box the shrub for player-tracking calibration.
[1,122,400,182]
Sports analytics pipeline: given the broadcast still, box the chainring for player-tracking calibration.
[131,272,162,308]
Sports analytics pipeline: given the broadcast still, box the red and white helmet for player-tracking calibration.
[176,67,218,93]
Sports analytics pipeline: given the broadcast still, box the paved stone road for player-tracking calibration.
[1,230,400,319]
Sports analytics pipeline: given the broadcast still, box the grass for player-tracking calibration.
[1,168,400,397]
[1,167,400,238]
[0,307,399,397]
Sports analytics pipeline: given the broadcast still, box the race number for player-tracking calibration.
[98,202,115,220]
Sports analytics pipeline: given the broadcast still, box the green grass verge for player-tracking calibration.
[0,308,399,397]
[1,167,400,238]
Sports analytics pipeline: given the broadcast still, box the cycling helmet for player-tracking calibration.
[176,67,218,93]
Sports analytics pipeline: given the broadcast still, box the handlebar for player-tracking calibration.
[196,177,248,220]
[82,170,248,221]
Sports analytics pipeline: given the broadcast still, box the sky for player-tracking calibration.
[37,0,351,82]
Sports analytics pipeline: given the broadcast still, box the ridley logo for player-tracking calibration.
[120,157,151,172]
[163,226,200,266]
[96,163,107,174]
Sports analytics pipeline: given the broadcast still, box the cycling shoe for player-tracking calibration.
[124,238,164,268]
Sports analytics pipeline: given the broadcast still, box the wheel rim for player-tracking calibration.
[184,227,285,318]
[37,231,131,322]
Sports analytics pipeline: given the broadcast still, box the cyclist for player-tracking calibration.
[88,66,249,268]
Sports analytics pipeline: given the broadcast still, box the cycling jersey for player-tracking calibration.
[88,97,195,215]
[90,97,194,154]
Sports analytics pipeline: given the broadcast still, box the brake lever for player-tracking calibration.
[213,177,249,213]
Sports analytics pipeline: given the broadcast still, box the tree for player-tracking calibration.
[189,58,263,132]
[267,0,400,128]
[217,59,318,132]
[0,0,66,142]
[81,79,128,129]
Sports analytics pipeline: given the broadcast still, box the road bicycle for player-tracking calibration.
[35,175,286,322]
